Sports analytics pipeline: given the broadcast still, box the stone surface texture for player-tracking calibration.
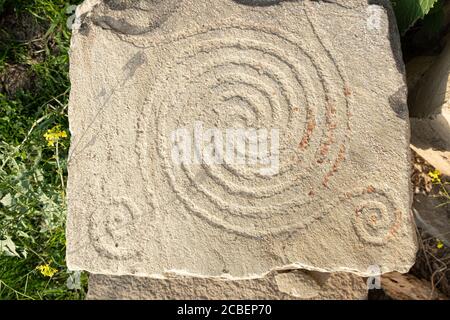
[378,272,448,300]
[408,35,450,118]
[410,105,450,176]
[414,193,450,247]
[409,34,450,175]
[67,0,417,278]
[87,271,367,300]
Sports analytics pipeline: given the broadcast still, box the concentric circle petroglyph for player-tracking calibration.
[137,25,352,237]
[343,187,403,245]
[89,197,142,259]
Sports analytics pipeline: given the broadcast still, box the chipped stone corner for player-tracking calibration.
[70,0,101,35]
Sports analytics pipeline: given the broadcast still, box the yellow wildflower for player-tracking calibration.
[44,126,68,147]
[428,170,441,184]
[36,264,58,277]
[437,239,444,249]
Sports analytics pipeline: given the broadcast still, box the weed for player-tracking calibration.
[0,0,86,300]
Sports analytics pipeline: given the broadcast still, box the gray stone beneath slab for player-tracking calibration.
[87,271,368,300]
[410,108,450,177]
[414,194,450,247]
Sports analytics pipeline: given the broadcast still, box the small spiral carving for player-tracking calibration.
[349,189,402,245]
[90,197,142,258]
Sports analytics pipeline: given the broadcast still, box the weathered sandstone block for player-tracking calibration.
[67,0,417,278]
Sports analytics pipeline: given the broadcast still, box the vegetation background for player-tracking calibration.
[0,0,446,300]
[1,0,86,299]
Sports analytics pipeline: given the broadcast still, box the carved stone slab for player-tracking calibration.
[67,0,417,278]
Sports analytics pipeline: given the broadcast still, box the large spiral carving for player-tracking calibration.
[137,25,352,237]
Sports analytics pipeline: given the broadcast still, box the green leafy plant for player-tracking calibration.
[391,0,441,35]
[0,0,5,14]
[0,0,86,300]
[429,170,450,206]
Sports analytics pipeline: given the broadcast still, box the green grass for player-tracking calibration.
[0,0,86,300]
